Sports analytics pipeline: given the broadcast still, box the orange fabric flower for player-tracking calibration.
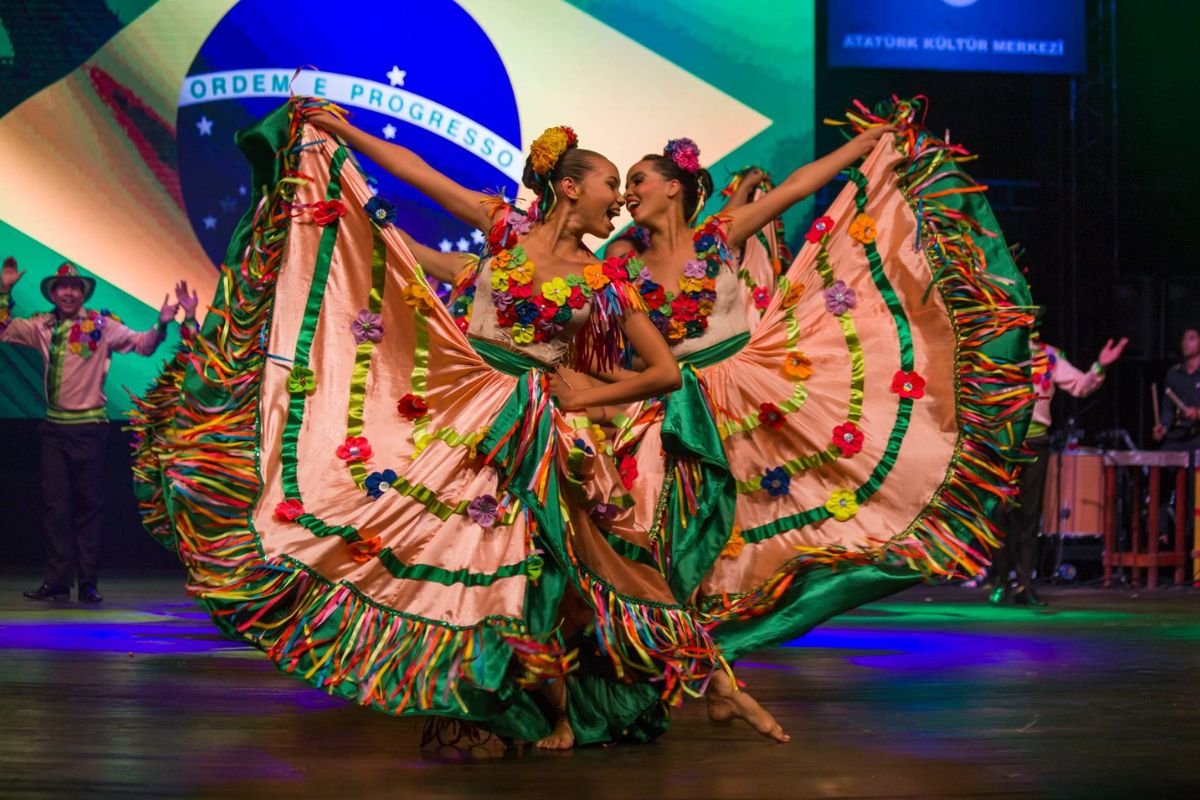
[720,528,745,559]
[849,213,877,245]
[782,282,805,308]
[348,536,384,564]
[782,351,813,381]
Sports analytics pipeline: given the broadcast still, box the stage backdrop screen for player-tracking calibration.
[829,0,1085,75]
[0,0,813,419]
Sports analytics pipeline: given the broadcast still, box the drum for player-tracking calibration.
[1042,449,1106,536]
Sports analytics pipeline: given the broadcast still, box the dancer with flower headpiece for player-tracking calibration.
[131,99,739,751]
[561,99,1036,740]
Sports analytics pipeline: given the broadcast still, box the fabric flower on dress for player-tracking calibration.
[720,528,746,559]
[782,351,813,381]
[824,281,857,315]
[752,286,771,310]
[274,498,305,521]
[762,466,791,497]
[336,436,372,462]
[781,282,806,308]
[683,259,707,279]
[363,196,397,226]
[396,393,428,420]
[541,277,570,306]
[351,310,384,344]
[583,263,610,291]
[348,536,384,564]
[825,489,859,522]
[512,323,535,344]
[758,402,786,429]
[591,501,619,522]
[891,370,927,399]
[805,215,835,243]
[848,213,877,245]
[401,282,434,311]
[509,212,533,237]
[618,454,639,490]
[365,469,398,499]
[833,422,864,456]
[311,199,346,226]
[287,365,316,395]
[467,494,499,528]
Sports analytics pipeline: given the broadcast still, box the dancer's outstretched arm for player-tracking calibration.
[304,111,499,231]
[396,230,477,285]
[723,127,893,249]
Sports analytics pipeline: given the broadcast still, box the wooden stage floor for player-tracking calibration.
[1,573,1196,798]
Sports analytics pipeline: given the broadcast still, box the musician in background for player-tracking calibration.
[990,333,1128,607]
[1152,327,1200,452]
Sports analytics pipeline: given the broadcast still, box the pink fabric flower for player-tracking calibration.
[683,259,707,279]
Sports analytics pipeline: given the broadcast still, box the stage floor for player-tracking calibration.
[1,573,1196,798]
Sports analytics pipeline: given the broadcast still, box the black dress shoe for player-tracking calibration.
[78,583,104,603]
[1011,586,1047,607]
[23,583,71,601]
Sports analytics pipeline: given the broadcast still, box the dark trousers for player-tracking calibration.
[39,421,109,589]
[995,435,1051,587]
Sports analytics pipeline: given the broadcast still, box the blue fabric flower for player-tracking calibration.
[365,469,398,499]
[695,234,716,252]
[363,196,397,226]
[762,466,791,497]
[515,301,540,324]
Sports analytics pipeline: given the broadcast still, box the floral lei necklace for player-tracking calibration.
[632,215,726,345]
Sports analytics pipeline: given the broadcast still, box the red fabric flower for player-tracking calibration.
[532,295,558,320]
[566,286,587,309]
[618,454,638,490]
[752,286,770,309]
[455,317,469,333]
[891,370,926,399]
[670,295,699,322]
[509,282,532,300]
[602,260,627,283]
[833,422,864,456]
[487,220,517,253]
[396,393,428,420]
[496,307,517,327]
[642,285,667,309]
[274,498,305,521]
[805,216,834,244]
[312,199,346,226]
[758,402,786,429]
[336,436,373,462]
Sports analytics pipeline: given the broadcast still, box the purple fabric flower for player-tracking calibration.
[351,309,384,344]
[467,494,499,528]
[683,259,707,279]
[823,281,857,315]
[636,266,653,284]
[491,290,514,311]
[591,502,619,522]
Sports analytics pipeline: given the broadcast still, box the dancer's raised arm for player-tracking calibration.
[304,111,499,231]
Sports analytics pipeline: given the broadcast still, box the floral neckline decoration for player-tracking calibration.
[59,310,120,359]
[634,215,728,345]
[1031,339,1056,394]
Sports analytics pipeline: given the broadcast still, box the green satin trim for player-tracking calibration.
[710,564,920,661]
[346,229,388,487]
[47,319,68,408]
[470,338,542,377]
[814,237,865,424]
[378,548,529,587]
[410,266,434,456]
[677,332,749,368]
[659,365,736,600]
[719,382,808,441]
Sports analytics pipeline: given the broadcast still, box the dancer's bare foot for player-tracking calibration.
[535,713,575,751]
[707,671,790,743]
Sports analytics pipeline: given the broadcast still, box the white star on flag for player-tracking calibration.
[382,124,397,140]
[238,185,247,196]
[197,116,213,136]
[471,230,485,244]
[456,238,470,252]
[387,66,407,87]
[438,239,453,253]
[202,215,217,230]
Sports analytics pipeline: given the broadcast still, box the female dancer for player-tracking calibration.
[568,99,1034,738]
[131,98,734,751]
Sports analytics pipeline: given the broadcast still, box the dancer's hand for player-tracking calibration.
[848,125,896,158]
[158,295,180,326]
[1097,337,1128,367]
[1,257,23,292]
[301,107,348,136]
[548,370,584,411]
[175,280,198,320]
[1152,424,1167,441]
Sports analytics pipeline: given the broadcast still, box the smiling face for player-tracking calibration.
[624,159,681,227]
[560,154,625,238]
[50,278,86,318]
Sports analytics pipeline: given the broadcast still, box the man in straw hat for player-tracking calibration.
[0,256,197,603]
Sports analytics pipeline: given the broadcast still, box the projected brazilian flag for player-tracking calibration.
[0,0,813,418]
